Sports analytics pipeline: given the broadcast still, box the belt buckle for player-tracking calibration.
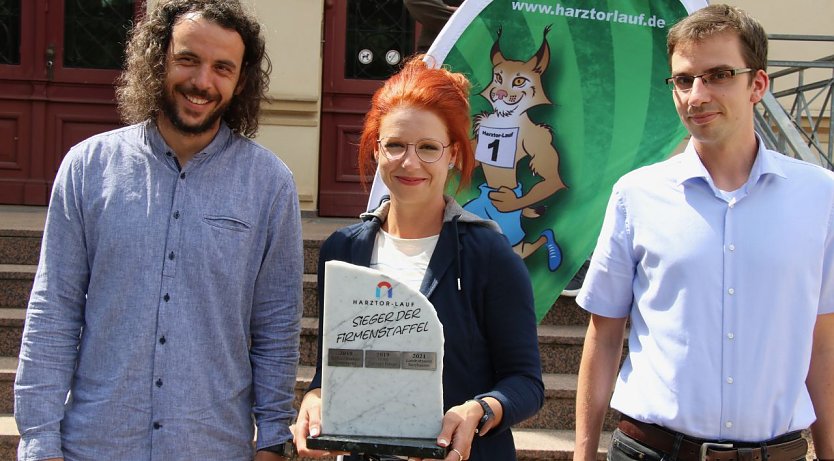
[700,442,734,461]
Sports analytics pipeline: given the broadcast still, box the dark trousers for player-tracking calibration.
[609,429,668,461]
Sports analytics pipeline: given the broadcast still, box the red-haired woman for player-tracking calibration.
[292,56,543,461]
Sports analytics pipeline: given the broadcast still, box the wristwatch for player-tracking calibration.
[258,441,296,459]
[469,398,494,435]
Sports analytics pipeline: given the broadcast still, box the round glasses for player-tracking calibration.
[377,137,451,164]
[665,68,753,92]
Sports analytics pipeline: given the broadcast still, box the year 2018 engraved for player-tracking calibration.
[327,348,364,367]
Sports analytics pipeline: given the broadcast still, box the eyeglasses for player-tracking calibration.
[665,68,753,92]
[377,137,451,163]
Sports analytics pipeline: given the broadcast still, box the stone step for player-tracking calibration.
[518,373,619,432]
[0,206,354,269]
[0,413,610,461]
[1,208,593,327]
[0,309,25,358]
[0,265,36,310]
[0,357,13,416]
[274,319,599,376]
[0,310,603,375]
[300,275,591,326]
[0,261,592,324]
[0,206,46,269]
[0,415,18,460]
[297,366,619,434]
[0,231,41,266]
[0,359,617,433]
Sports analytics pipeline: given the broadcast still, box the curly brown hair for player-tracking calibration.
[115,0,271,137]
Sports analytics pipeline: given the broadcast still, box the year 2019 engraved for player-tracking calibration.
[364,350,402,369]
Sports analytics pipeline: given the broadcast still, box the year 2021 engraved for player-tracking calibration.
[401,352,437,371]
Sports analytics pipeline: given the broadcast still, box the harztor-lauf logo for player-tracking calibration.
[375,281,393,299]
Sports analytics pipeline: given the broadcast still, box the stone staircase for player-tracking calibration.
[0,205,615,460]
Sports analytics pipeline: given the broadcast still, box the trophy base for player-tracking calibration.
[306,434,447,459]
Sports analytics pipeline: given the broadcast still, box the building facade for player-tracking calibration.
[0,0,830,217]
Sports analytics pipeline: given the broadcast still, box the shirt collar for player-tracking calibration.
[674,133,787,188]
[144,120,232,165]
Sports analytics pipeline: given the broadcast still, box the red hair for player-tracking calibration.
[358,55,474,190]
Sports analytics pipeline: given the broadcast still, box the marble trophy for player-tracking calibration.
[306,260,446,458]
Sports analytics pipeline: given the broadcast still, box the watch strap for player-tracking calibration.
[469,398,493,435]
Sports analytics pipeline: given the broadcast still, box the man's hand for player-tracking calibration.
[291,388,347,458]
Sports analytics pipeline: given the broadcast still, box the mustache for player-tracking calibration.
[175,85,216,101]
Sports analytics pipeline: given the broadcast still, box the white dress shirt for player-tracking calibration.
[578,138,834,441]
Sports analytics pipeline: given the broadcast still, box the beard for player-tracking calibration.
[160,84,232,135]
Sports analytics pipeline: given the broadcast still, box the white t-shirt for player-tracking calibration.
[370,230,439,292]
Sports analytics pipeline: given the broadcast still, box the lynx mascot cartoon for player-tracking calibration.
[464,26,565,271]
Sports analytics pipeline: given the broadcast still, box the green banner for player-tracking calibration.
[433,0,705,321]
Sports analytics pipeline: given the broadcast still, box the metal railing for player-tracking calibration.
[754,34,834,170]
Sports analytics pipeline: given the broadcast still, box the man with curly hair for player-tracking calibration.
[14,1,302,460]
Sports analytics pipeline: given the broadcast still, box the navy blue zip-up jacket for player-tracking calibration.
[309,197,544,460]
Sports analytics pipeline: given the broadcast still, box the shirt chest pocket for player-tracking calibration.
[198,215,257,278]
[203,215,252,233]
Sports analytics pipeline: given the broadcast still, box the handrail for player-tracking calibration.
[757,35,833,170]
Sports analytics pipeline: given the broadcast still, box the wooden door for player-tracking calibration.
[0,0,142,205]
[318,0,415,217]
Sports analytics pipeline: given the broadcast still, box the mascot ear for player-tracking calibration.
[532,25,552,74]
[490,26,506,65]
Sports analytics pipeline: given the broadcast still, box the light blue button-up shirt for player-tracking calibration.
[15,122,303,460]
[578,138,834,441]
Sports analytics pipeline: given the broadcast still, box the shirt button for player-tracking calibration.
[153,422,162,429]
[728,202,735,208]
[156,378,163,388]
[180,172,186,179]
[159,336,166,345]
[728,288,735,295]
[725,421,733,428]
[727,377,734,384]
[168,251,175,260]
[173,211,180,219]
[727,332,734,339]
[728,244,735,251]
[163,293,170,302]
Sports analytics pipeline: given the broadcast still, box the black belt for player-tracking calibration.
[618,415,807,461]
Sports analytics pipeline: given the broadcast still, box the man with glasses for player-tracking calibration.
[574,4,833,460]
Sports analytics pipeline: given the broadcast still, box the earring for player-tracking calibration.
[448,163,455,170]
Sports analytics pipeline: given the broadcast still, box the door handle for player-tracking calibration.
[45,44,55,81]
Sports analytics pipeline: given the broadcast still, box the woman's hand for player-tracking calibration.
[408,398,503,461]
[291,389,345,458]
